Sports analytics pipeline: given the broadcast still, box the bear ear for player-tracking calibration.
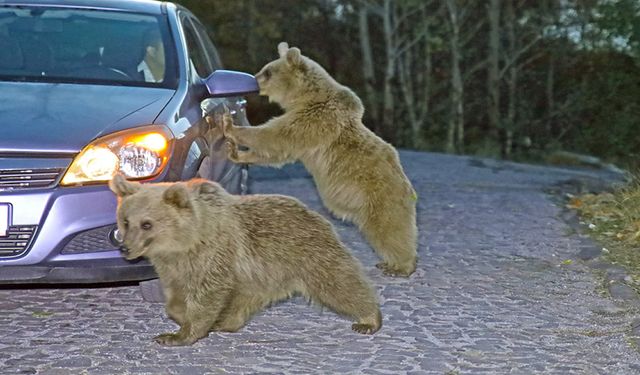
[195,180,222,196]
[277,42,289,58]
[286,47,303,67]
[109,174,140,197]
[163,183,192,210]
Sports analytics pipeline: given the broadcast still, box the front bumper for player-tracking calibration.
[0,185,155,283]
[0,259,155,284]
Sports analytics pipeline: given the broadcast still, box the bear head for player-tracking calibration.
[108,174,200,260]
[254,42,333,109]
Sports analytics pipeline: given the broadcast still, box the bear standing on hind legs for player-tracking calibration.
[215,42,418,277]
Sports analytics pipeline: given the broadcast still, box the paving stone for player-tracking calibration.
[606,266,630,282]
[576,246,602,260]
[51,357,92,368]
[608,282,640,301]
[13,368,37,375]
[40,369,74,375]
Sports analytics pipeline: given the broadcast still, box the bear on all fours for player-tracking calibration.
[109,175,382,346]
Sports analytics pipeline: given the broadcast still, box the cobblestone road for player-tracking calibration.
[2,151,640,374]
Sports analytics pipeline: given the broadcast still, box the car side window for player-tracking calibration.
[190,19,222,70]
[180,15,212,78]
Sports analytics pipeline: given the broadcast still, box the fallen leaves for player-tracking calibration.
[569,178,640,275]
[31,310,53,318]
[571,187,640,245]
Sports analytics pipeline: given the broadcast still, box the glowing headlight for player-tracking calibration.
[61,125,173,186]
[119,144,160,178]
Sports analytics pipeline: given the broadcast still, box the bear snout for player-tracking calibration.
[110,228,129,255]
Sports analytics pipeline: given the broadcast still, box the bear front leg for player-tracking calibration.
[154,289,232,346]
[153,321,202,346]
[164,287,186,326]
[154,318,219,346]
[221,112,283,153]
[154,309,220,346]
[224,139,294,166]
[218,111,296,166]
[224,139,256,164]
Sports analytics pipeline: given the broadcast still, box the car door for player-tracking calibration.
[178,13,249,193]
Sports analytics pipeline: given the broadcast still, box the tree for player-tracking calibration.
[358,6,379,128]
[176,0,640,168]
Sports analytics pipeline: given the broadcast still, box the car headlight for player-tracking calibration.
[61,125,173,186]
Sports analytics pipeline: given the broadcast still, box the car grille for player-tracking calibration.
[0,225,37,257]
[61,225,120,254]
[0,168,64,190]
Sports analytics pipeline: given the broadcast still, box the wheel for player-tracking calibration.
[139,278,165,303]
[217,164,250,195]
[240,165,250,195]
[232,164,250,194]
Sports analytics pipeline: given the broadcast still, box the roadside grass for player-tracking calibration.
[568,175,640,281]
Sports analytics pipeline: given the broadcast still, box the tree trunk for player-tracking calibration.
[420,6,432,132]
[358,6,379,128]
[504,0,516,158]
[396,2,424,148]
[546,57,555,140]
[398,45,418,147]
[487,0,501,153]
[246,0,258,68]
[446,0,464,154]
[382,0,396,142]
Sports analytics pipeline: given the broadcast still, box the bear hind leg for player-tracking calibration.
[305,272,381,335]
[361,208,417,277]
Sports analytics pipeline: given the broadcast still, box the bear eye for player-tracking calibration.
[263,68,272,80]
[141,221,153,231]
[123,219,129,230]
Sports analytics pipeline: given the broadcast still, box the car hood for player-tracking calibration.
[0,81,175,154]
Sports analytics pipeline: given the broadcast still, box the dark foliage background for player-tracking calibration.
[175,0,639,169]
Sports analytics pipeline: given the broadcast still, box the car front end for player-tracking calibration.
[0,81,176,283]
[0,1,257,285]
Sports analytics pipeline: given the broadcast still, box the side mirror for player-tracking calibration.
[204,70,259,97]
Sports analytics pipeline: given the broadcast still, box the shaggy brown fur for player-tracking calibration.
[109,174,381,346]
[213,42,418,276]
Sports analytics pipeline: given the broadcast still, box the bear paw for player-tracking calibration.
[153,332,195,346]
[376,262,414,278]
[221,111,235,138]
[224,140,240,162]
[352,323,377,335]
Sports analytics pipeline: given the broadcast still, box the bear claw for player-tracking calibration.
[153,332,192,346]
[352,323,376,335]
[221,112,234,136]
[224,140,239,161]
[376,262,413,277]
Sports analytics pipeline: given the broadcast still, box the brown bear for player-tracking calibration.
[109,174,382,346]
[214,42,418,277]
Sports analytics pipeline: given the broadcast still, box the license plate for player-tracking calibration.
[0,204,10,237]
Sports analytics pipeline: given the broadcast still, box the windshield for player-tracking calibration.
[0,6,178,88]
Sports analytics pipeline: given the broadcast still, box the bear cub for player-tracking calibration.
[109,174,381,346]
[217,42,418,277]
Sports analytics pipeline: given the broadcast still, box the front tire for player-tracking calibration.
[220,164,250,195]
[139,279,165,303]
[239,165,250,195]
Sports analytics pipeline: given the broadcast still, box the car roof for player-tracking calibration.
[0,0,168,14]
